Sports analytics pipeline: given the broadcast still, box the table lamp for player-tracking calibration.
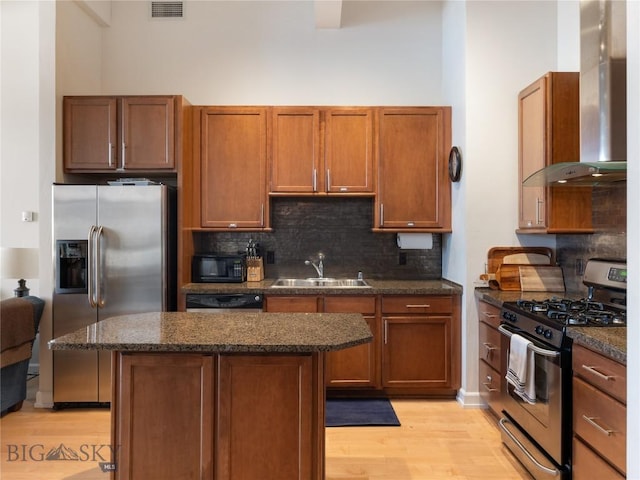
[0,247,39,297]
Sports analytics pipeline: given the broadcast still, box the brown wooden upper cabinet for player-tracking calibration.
[375,107,452,232]
[63,96,180,172]
[197,106,269,230]
[518,72,593,233]
[270,107,374,195]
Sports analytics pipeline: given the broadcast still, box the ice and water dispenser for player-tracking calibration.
[55,240,88,293]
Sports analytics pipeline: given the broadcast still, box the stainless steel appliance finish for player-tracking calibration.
[523,0,627,186]
[498,259,627,480]
[185,293,263,313]
[52,184,176,406]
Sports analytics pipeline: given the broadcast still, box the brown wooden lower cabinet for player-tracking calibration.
[112,351,324,480]
[572,343,626,479]
[265,295,381,389]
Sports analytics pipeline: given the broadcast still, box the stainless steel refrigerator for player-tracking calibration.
[52,184,176,406]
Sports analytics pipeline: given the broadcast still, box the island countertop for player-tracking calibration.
[48,311,373,353]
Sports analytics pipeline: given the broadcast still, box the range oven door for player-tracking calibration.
[498,324,571,479]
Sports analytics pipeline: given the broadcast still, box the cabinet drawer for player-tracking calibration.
[382,296,452,314]
[573,376,626,473]
[572,437,624,480]
[573,344,626,403]
[477,301,501,329]
[265,296,319,312]
[478,360,501,414]
[324,296,376,314]
[478,322,501,372]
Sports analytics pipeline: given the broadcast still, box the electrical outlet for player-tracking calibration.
[266,251,275,264]
[398,252,407,265]
[575,258,585,276]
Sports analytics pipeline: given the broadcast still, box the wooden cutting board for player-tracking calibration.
[502,253,552,265]
[519,266,565,292]
[487,247,554,274]
[495,264,522,291]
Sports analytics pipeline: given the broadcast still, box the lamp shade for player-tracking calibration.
[0,247,39,279]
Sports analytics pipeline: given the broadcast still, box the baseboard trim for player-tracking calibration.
[456,388,485,408]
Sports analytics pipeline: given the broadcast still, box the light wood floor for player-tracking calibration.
[0,377,530,479]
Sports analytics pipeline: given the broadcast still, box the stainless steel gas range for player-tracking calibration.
[498,259,627,480]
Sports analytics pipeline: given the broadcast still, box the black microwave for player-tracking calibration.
[192,254,246,283]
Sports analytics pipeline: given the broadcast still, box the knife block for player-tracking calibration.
[246,258,264,282]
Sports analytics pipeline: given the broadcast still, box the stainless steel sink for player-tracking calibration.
[270,278,370,288]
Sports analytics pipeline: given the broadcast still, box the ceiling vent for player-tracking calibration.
[151,1,184,19]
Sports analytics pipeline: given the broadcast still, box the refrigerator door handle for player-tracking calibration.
[88,225,98,308]
[95,226,105,308]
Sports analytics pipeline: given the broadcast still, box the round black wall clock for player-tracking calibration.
[448,146,462,182]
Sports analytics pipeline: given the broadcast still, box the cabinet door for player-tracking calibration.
[63,96,117,171]
[382,315,453,389]
[270,107,320,193]
[518,78,547,229]
[120,96,175,170]
[216,354,318,480]
[323,296,379,388]
[324,108,374,194]
[200,107,268,228]
[113,353,214,480]
[518,72,592,233]
[376,107,451,231]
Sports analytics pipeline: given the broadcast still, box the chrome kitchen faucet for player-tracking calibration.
[305,253,325,278]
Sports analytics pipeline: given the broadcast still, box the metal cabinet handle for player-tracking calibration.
[581,364,615,381]
[108,142,113,167]
[483,342,497,360]
[582,415,615,436]
[121,142,126,169]
[313,169,317,192]
[326,169,331,191]
[482,375,498,392]
[406,304,430,309]
[260,204,265,227]
[384,319,388,344]
[482,311,498,318]
[536,197,544,224]
[380,204,384,226]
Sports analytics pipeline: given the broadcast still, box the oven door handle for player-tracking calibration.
[498,325,561,358]
[499,417,561,476]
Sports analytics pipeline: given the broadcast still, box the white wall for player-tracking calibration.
[0,1,43,299]
[100,0,444,105]
[441,0,564,405]
[626,1,639,476]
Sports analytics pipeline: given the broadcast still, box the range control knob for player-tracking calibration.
[535,325,544,335]
[544,329,553,340]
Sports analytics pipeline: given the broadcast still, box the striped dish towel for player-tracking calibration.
[505,333,536,404]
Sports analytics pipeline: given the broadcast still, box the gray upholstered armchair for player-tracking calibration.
[1,295,44,414]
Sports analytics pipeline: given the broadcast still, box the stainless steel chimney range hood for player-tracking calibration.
[523,0,626,187]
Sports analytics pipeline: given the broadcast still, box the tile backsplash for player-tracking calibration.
[194,197,442,280]
[557,184,627,293]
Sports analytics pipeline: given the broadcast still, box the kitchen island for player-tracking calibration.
[49,311,372,480]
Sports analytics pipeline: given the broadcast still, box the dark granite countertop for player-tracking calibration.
[48,312,373,353]
[474,288,626,365]
[182,278,462,296]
